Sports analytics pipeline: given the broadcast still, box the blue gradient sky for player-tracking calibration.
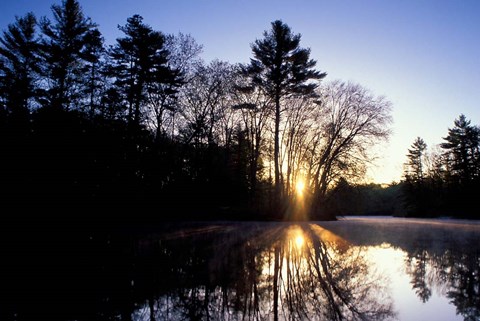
[1,0,479,183]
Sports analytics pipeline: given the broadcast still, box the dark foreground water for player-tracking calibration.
[2,217,480,321]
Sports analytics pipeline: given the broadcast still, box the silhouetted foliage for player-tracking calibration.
[321,178,401,217]
[405,136,427,181]
[38,0,99,110]
[4,2,480,320]
[108,14,180,130]
[308,80,392,218]
[80,28,105,117]
[245,20,326,216]
[400,114,480,218]
[0,12,40,133]
[1,2,396,224]
[441,114,480,183]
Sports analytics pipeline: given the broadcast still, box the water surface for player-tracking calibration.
[2,217,479,320]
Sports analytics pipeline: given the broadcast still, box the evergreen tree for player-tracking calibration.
[39,0,99,110]
[80,28,105,118]
[438,114,480,218]
[402,137,445,217]
[404,137,427,181]
[108,14,179,130]
[245,20,326,209]
[0,12,40,125]
[0,13,40,214]
[440,114,480,183]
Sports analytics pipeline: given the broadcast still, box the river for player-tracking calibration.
[2,216,479,320]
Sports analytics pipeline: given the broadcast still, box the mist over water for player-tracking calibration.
[2,217,479,321]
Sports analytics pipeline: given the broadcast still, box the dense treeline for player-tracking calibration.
[400,114,480,219]
[321,179,401,217]
[0,0,393,223]
[322,114,480,219]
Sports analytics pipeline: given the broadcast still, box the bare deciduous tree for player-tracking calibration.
[306,80,392,214]
[232,69,273,197]
[178,60,235,147]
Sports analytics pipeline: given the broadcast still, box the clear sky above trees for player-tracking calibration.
[1,0,479,183]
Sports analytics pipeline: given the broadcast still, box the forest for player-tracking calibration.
[1,0,479,224]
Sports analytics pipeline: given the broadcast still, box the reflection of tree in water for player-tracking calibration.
[441,237,480,321]
[448,251,480,321]
[403,236,480,320]
[6,221,480,321]
[277,225,395,321]
[406,248,432,302]
[132,223,396,321]
[315,217,480,321]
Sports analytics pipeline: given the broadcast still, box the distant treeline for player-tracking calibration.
[325,114,480,220]
[399,115,480,218]
[9,0,477,223]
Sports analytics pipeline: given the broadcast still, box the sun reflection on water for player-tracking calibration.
[294,234,304,248]
[256,224,398,321]
[285,225,307,252]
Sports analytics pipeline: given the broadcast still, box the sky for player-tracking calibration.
[1,0,479,184]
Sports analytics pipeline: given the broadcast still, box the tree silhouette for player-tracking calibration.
[404,137,428,181]
[436,114,480,218]
[398,114,480,218]
[245,20,326,213]
[0,12,40,129]
[440,114,480,183]
[232,69,272,212]
[80,28,105,118]
[108,14,178,131]
[39,0,99,111]
[179,60,234,146]
[401,137,434,217]
[308,80,392,217]
[0,2,400,221]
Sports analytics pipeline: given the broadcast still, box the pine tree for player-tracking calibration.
[245,20,326,208]
[108,15,180,130]
[0,12,40,123]
[440,114,480,182]
[39,0,99,110]
[80,28,105,118]
[404,137,427,181]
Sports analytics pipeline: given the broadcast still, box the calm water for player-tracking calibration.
[2,217,480,321]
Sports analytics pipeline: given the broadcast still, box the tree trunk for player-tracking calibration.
[274,94,281,214]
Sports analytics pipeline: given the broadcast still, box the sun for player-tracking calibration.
[295,179,305,196]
